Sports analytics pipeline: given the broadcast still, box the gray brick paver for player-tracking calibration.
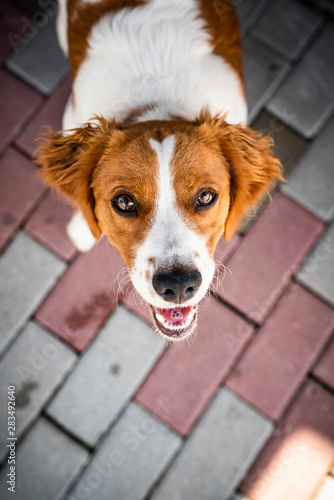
[0,417,88,500]
[5,15,69,95]
[68,402,181,500]
[267,23,334,138]
[0,321,77,463]
[0,231,66,354]
[46,306,166,447]
[235,0,271,34]
[296,222,334,307]
[252,0,323,61]
[152,388,273,500]
[243,36,291,122]
[282,113,334,222]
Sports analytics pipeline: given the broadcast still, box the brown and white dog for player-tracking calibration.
[37,0,282,341]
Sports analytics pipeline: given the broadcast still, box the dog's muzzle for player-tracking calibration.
[150,266,202,340]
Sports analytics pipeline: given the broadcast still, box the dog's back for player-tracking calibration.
[57,0,247,130]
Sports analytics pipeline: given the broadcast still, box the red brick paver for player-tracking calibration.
[241,380,334,500]
[217,193,324,323]
[0,148,46,251]
[16,76,71,157]
[25,190,77,261]
[0,69,43,155]
[136,297,254,435]
[227,283,334,420]
[35,237,126,351]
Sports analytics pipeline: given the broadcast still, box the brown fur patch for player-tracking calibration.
[198,0,244,92]
[92,126,160,267]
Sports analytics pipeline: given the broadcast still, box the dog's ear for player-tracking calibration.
[198,113,283,240]
[222,124,283,240]
[36,118,118,240]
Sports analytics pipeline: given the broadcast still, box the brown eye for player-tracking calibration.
[112,194,138,216]
[196,190,217,209]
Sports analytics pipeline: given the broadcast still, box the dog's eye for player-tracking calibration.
[196,191,217,209]
[112,194,138,216]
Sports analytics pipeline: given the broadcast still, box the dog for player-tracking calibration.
[37,0,282,341]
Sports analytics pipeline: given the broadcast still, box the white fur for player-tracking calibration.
[56,0,68,55]
[66,212,97,252]
[131,135,215,309]
[62,0,247,130]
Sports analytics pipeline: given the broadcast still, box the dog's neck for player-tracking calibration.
[121,103,185,126]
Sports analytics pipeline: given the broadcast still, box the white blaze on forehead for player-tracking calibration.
[131,134,215,308]
[149,135,179,253]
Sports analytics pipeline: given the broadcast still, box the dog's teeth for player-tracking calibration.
[189,308,196,319]
[156,313,165,323]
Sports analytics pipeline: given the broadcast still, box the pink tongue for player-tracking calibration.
[156,306,192,326]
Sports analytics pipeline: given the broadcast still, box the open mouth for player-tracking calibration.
[150,304,198,340]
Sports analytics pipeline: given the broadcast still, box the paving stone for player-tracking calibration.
[0,0,26,63]
[16,75,71,157]
[227,283,334,420]
[0,69,43,155]
[152,388,273,500]
[241,380,334,500]
[0,417,88,499]
[313,337,334,391]
[313,476,334,500]
[136,297,254,436]
[252,0,323,61]
[242,36,291,122]
[46,307,166,447]
[5,13,69,95]
[25,190,77,261]
[251,110,307,174]
[122,289,154,325]
[267,24,334,138]
[0,148,46,251]
[282,113,334,222]
[0,321,77,464]
[229,494,251,500]
[296,222,334,307]
[36,237,126,351]
[218,193,324,323]
[68,402,181,500]
[234,0,271,34]
[0,231,66,355]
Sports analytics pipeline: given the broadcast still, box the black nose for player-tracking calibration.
[152,268,202,304]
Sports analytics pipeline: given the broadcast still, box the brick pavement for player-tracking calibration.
[0,1,333,499]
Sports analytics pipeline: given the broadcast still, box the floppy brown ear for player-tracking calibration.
[217,122,283,240]
[36,119,117,240]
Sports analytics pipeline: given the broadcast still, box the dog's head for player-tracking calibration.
[37,111,282,341]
